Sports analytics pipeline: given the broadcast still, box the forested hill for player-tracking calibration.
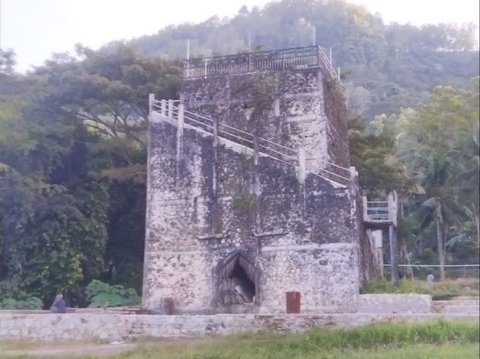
[124,0,479,117]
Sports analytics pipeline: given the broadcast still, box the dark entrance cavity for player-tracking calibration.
[217,252,256,305]
[230,260,255,302]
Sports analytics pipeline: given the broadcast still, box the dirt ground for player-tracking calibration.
[1,342,136,358]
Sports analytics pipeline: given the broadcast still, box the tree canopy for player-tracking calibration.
[0,45,180,305]
[0,0,478,306]
[126,0,478,117]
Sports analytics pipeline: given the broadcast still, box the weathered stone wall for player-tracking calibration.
[143,63,370,315]
[181,68,350,172]
[143,118,360,314]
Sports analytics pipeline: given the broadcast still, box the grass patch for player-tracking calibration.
[1,319,477,359]
[335,343,479,359]
[304,319,479,349]
[108,342,479,359]
[362,277,479,300]
[82,320,480,358]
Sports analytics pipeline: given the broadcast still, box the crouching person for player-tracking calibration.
[50,294,67,313]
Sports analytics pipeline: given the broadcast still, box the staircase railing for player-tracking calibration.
[362,191,398,225]
[150,97,351,186]
[317,47,341,84]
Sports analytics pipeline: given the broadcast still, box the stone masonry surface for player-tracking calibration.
[142,48,379,315]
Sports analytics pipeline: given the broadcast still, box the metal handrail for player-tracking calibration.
[317,167,350,182]
[151,99,350,185]
[258,137,297,156]
[317,48,338,82]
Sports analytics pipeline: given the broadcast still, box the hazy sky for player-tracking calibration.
[1,0,479,72]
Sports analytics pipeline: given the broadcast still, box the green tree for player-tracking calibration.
[349,116,408,197]
[0,44,182,305]
[394,83,479,279]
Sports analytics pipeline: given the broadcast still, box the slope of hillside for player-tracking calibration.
[123,0,479,117]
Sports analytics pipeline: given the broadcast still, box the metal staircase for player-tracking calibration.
[149,96,352,188]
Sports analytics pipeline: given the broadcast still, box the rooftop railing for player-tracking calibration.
[183,46,342,84]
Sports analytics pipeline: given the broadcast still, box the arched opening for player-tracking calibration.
[217,252,256,305]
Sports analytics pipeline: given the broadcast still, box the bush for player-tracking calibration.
[0,296,43,309]
[85,279,140,307]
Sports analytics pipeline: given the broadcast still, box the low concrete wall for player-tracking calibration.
[358,294,432,314]
[0,312,475,341]
[1,294,476,341]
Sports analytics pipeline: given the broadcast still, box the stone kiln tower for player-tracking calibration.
[142,46,375,314]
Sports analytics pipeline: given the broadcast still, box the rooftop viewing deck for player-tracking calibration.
[183,45,341,83]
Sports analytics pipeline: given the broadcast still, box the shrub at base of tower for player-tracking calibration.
[85,280,140,307]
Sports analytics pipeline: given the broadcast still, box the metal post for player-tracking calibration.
[185,40,191,79]
[148,94,154,117]
[389,224,399,286]
[161,99,167,117]
[204,59,208,79]
[372,230,384,278]
[178,103,184,129]
[389,191,398,227]
[175,103,184,184]
[168,100,173,119]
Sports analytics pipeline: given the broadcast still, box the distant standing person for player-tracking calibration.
[426,273,435,283]
[50,294,67,313]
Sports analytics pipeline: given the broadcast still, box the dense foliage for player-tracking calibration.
[366,79,479,277]
[0,46,180,306]
[127,0,478,117]
[0,295,43,310]
[0,0,478,306]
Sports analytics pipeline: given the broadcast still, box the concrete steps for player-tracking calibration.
[432,297,479,314]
